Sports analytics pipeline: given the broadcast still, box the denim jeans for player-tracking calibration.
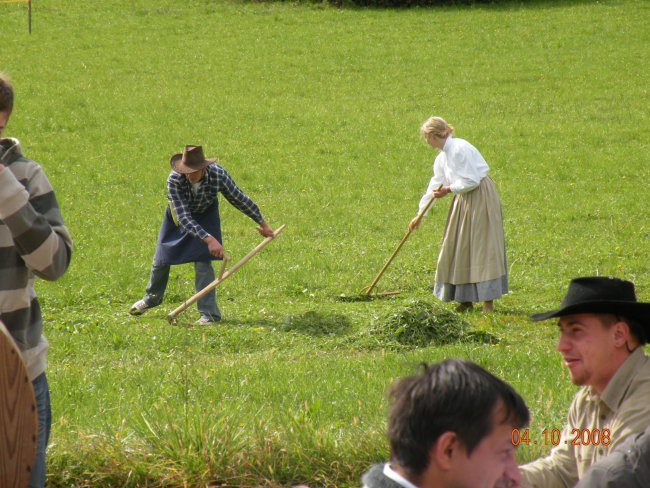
[29,373,51,488]
[144,261,221,320]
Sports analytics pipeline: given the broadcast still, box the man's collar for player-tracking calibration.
[596,348,649,411]
[384,463,420,488]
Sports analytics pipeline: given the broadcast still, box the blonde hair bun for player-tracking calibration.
[420,116,454,140]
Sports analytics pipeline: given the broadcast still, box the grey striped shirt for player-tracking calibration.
[0,138,72,380]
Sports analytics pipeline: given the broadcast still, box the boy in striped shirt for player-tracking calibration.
[0,73,73,487]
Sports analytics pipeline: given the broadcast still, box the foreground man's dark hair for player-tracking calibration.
[387,359,529,477]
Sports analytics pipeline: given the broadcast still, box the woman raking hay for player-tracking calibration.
[409,117,507,314]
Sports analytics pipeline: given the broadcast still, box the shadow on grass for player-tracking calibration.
[173,314,353,338]
[335,292,401,303]
[278,311,352,337]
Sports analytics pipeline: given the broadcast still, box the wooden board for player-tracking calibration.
[0,321,37,487]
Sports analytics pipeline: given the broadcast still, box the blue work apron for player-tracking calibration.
[152,200,222,266]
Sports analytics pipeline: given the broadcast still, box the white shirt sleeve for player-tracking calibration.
[417,158,445,215]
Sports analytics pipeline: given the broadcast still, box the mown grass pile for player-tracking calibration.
[369,300,499,347]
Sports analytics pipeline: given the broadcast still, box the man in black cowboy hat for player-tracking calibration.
[520,276,650,488]
[129,145,274,324]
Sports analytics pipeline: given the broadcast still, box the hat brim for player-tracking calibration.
[169,153,216,174]
[531,300,650,325]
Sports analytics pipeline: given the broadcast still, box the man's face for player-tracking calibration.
[556,313,620,393]
[185,168,204,184]
[449,418,520,488]
[0,111,9,137]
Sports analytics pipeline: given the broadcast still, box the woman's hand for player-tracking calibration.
[408,216,421,232]
[433,186,452,198]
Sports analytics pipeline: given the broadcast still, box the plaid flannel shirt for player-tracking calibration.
[167,163,264,240]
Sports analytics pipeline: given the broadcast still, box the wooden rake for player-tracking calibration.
[166,224,286,324]
[360,185,442,297]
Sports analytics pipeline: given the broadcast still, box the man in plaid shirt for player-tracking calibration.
[130,145,273,324]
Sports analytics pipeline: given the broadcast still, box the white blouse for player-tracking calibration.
[418,135,489,213]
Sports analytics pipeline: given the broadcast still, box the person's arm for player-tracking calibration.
[519,395,583,488]
[216,167,268,227]
[418,175,445,210]
[409,160,445,231]
[0,163,72,281]
[519,424,578,488]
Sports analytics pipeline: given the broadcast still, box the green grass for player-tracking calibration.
[2,0,650,486]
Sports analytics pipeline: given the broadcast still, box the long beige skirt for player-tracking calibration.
[434,177,507,302]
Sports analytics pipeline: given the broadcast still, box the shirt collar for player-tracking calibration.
[384,464,420,488]
[442,135,453,152]
[596,348,649,411]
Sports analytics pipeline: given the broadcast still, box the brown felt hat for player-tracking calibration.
[169,145,216,174]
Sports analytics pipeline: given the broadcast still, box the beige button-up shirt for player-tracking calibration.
[520,348,650,488]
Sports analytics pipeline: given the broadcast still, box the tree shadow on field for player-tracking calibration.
[177,317,278,329]
[457,0,599,12]
[278,0,594,12]
[279,311,352,337]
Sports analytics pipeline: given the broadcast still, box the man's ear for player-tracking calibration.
[430,431,460,471]
[612,320,631,349]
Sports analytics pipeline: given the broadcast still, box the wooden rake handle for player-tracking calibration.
[361,185,442,296]
[166,224,286,323]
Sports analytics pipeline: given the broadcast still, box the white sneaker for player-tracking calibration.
[129,299,151,316]
[196,316,219,326]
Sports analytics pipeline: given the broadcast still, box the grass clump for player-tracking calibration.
[370,300,499,347]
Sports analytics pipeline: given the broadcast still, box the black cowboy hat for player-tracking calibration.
[530,277,650,326]
[169,145,216,174]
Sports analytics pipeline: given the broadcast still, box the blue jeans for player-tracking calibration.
[29,373,51,488]
[144,261,221,320]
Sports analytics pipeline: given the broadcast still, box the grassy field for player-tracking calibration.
[2,0,649,486]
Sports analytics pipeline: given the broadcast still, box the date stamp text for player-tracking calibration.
[511,428,611,447]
